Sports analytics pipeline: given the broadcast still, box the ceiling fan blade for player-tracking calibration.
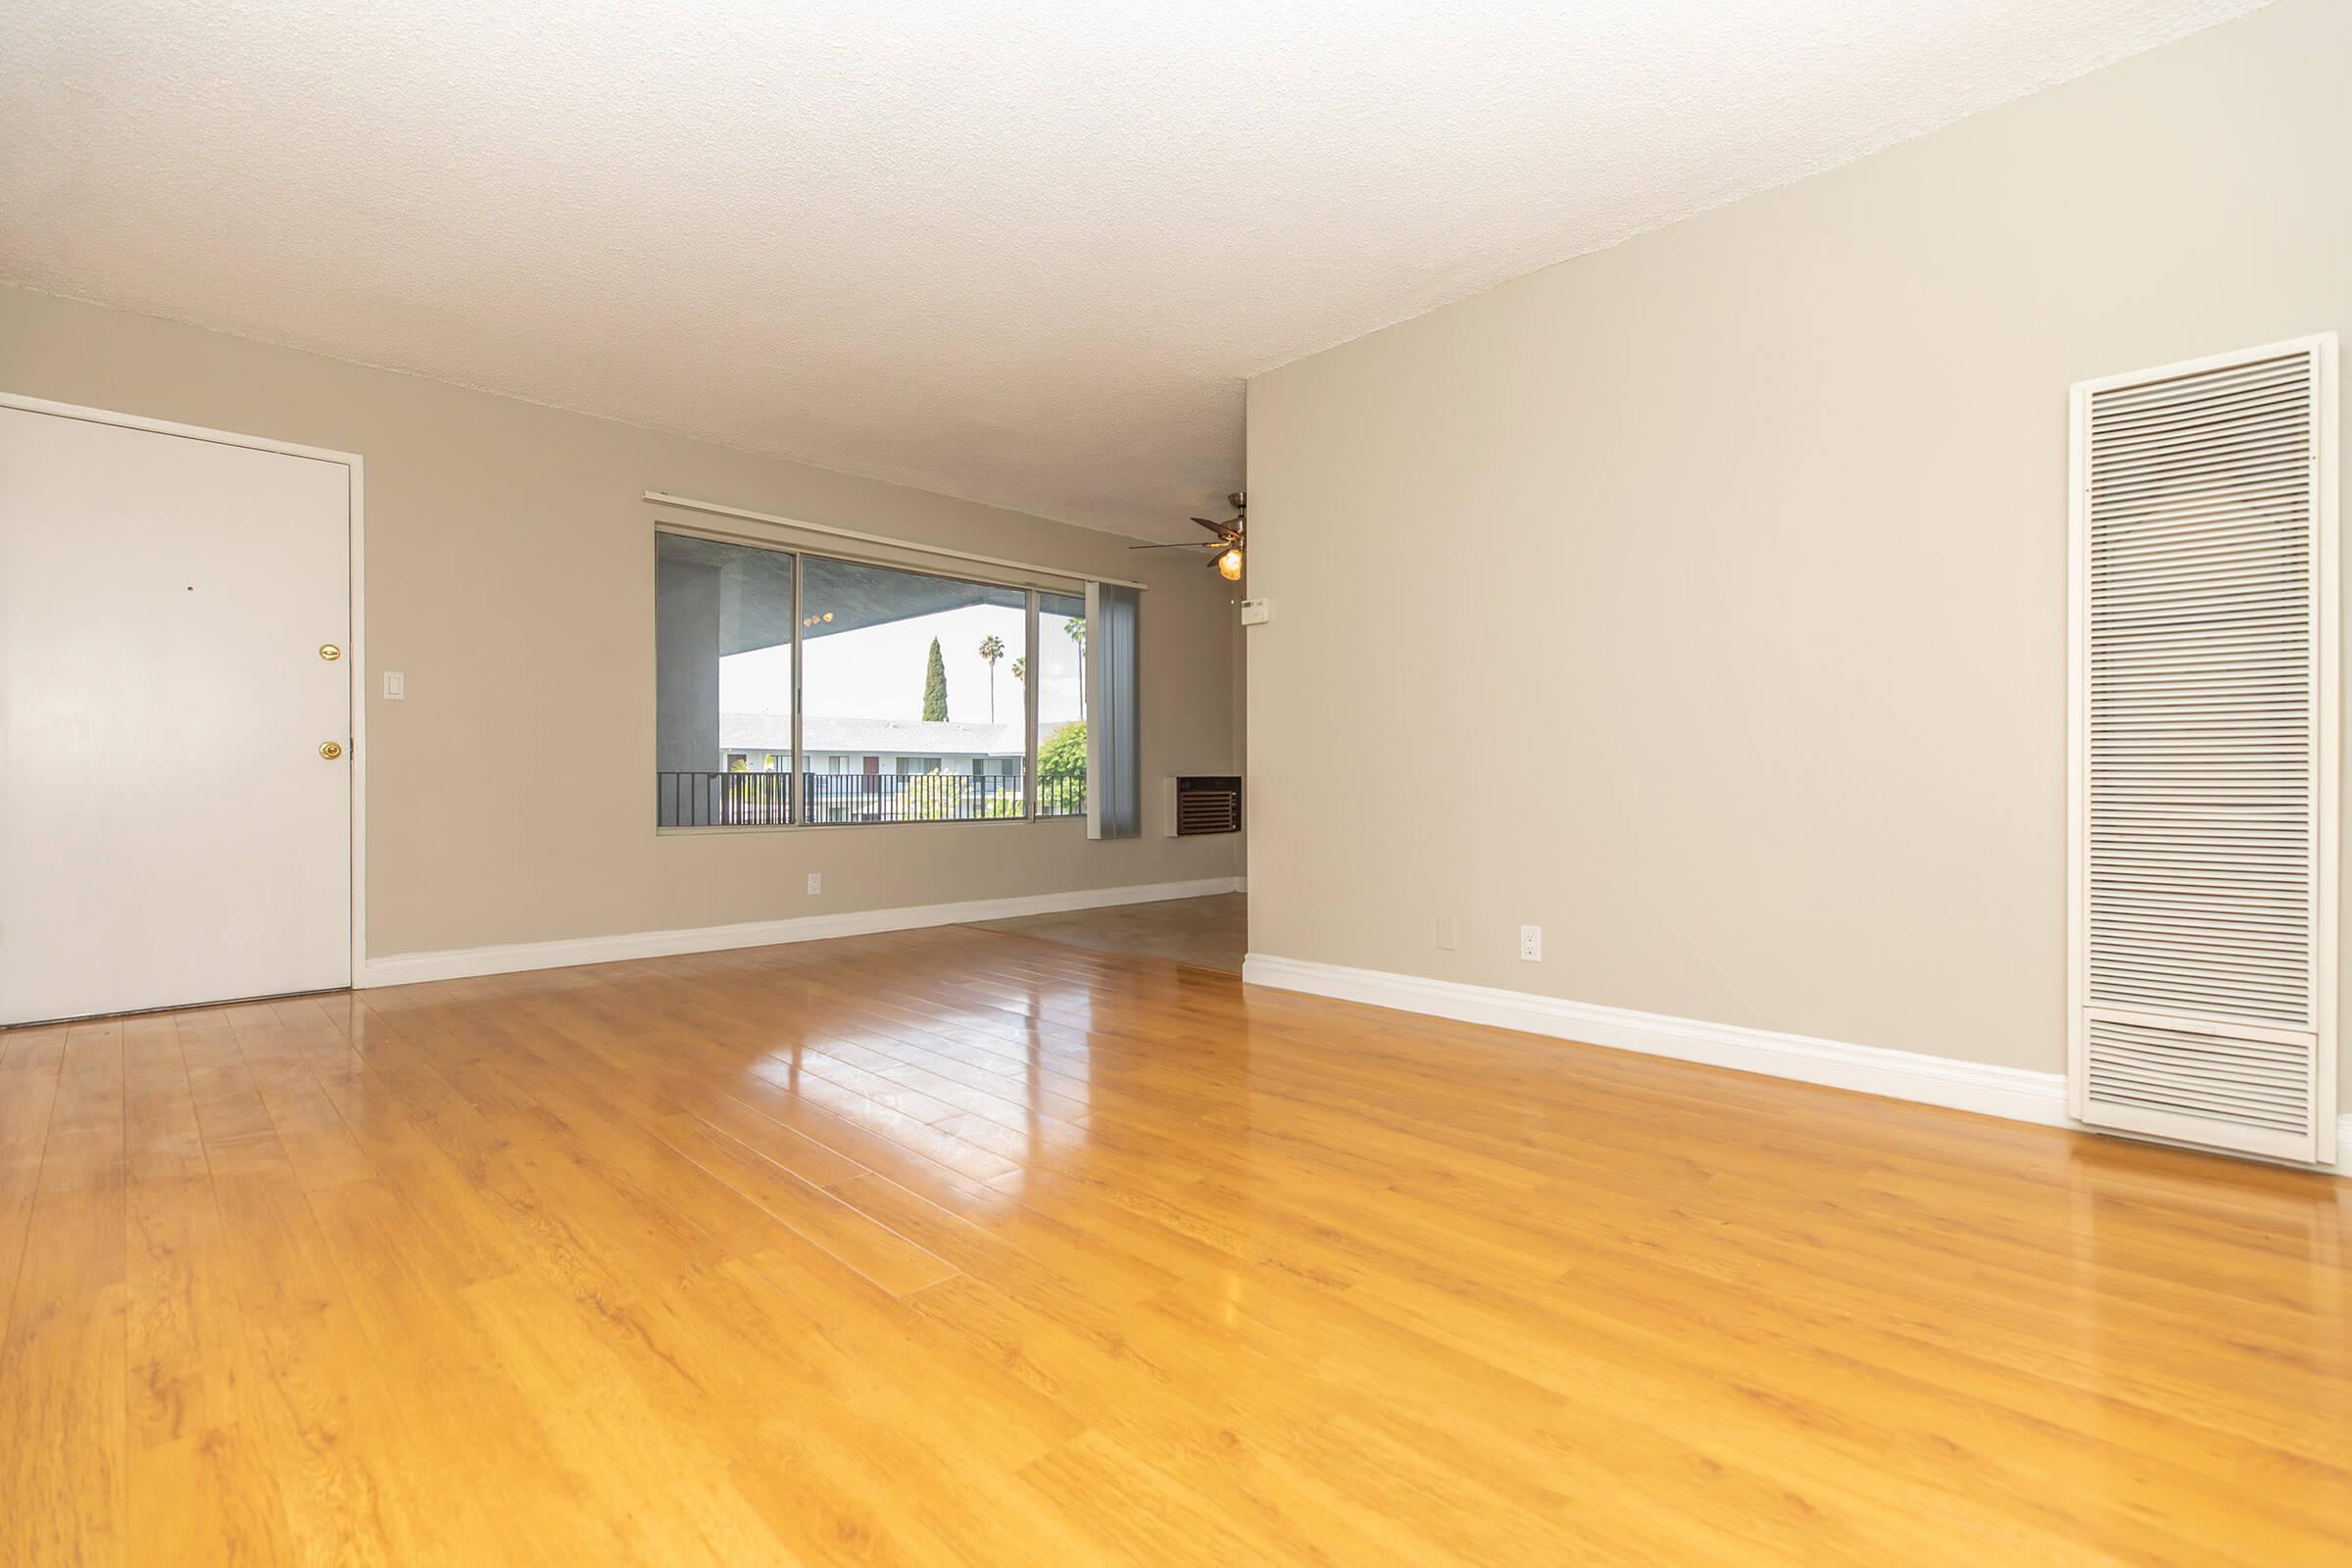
[1128,540,1213,550]
[1192,516,1227,534]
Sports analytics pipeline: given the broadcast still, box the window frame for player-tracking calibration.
[656,524,1087,834]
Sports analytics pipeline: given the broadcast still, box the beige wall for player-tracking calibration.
[1247,0,2349,1080]
[1,286,1244,958]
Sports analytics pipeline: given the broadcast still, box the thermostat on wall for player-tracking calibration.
[1239,599,1271,625]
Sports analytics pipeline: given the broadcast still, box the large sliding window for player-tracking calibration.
[657,529,1121,829]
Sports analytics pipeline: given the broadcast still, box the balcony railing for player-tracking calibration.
[658,769,791,827]
[658,770,1086,827]
[806,770,1026,824]
[1034,775,1085,818]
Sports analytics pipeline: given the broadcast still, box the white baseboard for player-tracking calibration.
[361,876,1243,988]
[1242,953,2352,1175]
[1242,953,2068,1126]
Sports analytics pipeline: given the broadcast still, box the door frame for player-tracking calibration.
[0,391,368,992]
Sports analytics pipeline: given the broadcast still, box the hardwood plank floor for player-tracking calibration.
[965,891,1247,973]
[1,925,2346,1566]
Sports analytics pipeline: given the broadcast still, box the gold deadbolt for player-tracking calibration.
[319,643,342,662]
[318,741,343,760]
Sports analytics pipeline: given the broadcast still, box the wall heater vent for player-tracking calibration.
[2070,335,2337,1165]
[1161,775,1243,837]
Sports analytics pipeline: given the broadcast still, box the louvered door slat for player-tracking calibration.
[2070,336,2337,1165]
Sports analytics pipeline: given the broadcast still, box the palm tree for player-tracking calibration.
[978,634,1004,721]
[1011,656,1027,686]
[1064,617,1087,717]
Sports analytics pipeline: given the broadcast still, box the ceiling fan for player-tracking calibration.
[1132,492,1246,580]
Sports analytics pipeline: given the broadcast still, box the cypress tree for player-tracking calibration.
[922,637,949,721]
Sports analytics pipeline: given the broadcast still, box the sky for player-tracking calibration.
[720,602,1085,729]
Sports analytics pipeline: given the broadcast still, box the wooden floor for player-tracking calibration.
[965,892,1248,973]
[1,928,2346,1566]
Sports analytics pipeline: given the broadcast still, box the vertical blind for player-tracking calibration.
[1087,582,1142,839]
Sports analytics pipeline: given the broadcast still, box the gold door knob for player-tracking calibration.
[319,643,342,662]
[318,741,343,760]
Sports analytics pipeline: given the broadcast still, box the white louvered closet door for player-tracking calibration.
[2071,335,2338,1165]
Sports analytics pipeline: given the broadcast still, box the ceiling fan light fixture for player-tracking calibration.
[1216,547,1245,581]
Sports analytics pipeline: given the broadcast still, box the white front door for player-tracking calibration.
[0,404,354,1024]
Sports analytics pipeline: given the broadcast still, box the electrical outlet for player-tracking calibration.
[1436,913,1457,951]
[1519,925,1543,961]
[807,872,822,896]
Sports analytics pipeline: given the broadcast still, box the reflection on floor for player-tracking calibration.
[2,923,2346,1564]
[965,891,1247,973]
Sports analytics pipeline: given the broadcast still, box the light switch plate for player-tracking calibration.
[383,671,406,700]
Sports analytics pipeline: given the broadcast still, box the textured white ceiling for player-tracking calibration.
[0,1,2264,537]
